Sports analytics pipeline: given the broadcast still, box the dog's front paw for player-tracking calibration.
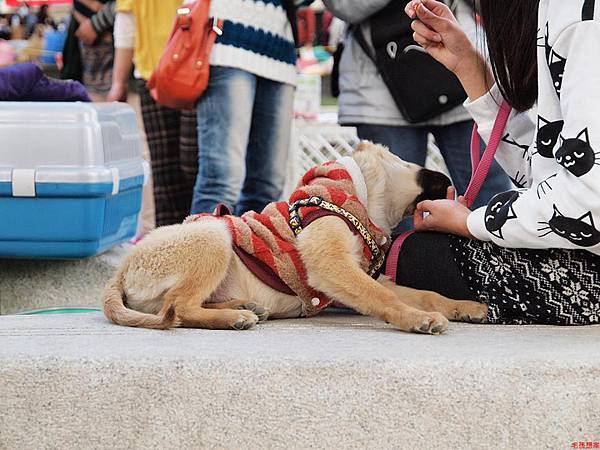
[237,303,270,322]
[413,312,449,335]
[451,301,488,324]
[231,310,260,330]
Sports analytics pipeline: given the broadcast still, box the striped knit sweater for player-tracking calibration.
[185,159,389,317]
[206,0,310,86]
[90,1,117,35]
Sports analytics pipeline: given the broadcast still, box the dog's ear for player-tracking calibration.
[354,140,375,153]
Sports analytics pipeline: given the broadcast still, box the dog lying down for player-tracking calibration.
[103,141,487,334]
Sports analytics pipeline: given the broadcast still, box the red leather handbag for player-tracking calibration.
[147,1,223,110]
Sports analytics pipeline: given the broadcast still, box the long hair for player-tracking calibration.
[477,0,539,112]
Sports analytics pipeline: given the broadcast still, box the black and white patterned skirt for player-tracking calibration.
[390,232,600,326]
[449,236,600,325]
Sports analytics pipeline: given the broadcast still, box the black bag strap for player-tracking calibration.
[282,0,299,46]
[352,24,377,65]
[350,0,469,123]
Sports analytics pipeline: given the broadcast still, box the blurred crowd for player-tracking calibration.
[0,0,508,239]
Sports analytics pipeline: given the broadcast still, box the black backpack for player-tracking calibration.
[353,0,471,123]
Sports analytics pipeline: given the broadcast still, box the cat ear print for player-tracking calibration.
[553,204,563,216]
[576,128,590,143]
[578,211,596,227]
[538,116,550,126]
[550,50,566,63]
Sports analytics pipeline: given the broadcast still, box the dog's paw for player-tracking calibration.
[450,301,488,324]
[413,312,449,335]
[231,310,260,330]
[236,303,270,322]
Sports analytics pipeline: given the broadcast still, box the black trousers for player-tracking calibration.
[390,232,600,325]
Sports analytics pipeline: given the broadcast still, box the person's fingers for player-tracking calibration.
[416,200,435,214]
[415,2,452,32]
[412,32,438,50]
[413,207,425,228]
[421,0,453,18]
[414,209,437,232]
[457,195,468,206]
[411,20,442,42]
[405,0,421,19]
[446,186,456,200]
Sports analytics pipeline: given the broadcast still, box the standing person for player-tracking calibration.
[108,0,198,227]
[387,0,600,326]
[72,0,115,101]
[190,1,310,216]
[323,0,510,209]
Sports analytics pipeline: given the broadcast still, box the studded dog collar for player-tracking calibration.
[288,196,387,278]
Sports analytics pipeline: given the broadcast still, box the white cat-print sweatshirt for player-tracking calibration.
[465,0,600,256]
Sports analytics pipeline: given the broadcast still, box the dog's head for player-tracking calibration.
[352,141,451,232]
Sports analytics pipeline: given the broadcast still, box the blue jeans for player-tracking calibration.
[354,121,511,209]
[192,67,294,215]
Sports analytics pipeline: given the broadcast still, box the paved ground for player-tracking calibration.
[1,312,599,449]
[0,246,126,314]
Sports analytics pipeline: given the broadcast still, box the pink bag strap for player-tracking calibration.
[384,101,512,281]
[384,230,415,279]
[462,100,512,208]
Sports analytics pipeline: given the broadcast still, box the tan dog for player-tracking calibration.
[103,142,487,334]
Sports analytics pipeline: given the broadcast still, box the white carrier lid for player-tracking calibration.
[0,102,146,195]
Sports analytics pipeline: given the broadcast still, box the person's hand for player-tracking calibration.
[413,186,475,238]
[107,81,128,102]
[405,0,478,77]
[75,18,98,45]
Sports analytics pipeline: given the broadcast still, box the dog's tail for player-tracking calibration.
[102,267,178,330]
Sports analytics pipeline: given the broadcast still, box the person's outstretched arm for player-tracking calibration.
[107,10,134,102]
[410,0,536,186]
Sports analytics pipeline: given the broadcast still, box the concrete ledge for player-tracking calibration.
[0,246,127,314]
[1,312,599,449]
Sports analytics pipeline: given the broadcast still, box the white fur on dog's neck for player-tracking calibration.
[346,154,391,237]
[338,156,368,206]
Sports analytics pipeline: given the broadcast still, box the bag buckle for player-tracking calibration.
[212,16,223,36]
[177,7,192,30]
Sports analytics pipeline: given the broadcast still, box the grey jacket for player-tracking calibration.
[323,0,477,127]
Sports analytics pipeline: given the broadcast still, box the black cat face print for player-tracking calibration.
[583,0,595,20]
[538,206,600,247]
[548,51,566,98]
[502,133,530,159]
[537,173,558,199]
[510,171,527,189]
[538,22,567,99]
[556,128,600,177]
[537,23,552,63]
[485,191,520,239]
[537,116,564,158]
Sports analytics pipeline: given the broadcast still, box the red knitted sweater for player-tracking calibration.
[185,160,389,316]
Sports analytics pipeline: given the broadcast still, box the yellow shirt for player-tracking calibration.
[116,0,182,80]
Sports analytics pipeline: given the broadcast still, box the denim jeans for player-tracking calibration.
[354,120,511,209]
[192,67,294,215]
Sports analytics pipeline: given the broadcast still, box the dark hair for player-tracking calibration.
[477,0,539,112]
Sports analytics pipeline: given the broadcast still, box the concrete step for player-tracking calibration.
[0,245,128,314]
[1,312,599,449]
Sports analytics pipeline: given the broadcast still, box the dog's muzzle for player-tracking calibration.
[418,168,452,201]
[405,169,453,217]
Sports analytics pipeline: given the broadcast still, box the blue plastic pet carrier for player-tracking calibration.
[0,102,147,258]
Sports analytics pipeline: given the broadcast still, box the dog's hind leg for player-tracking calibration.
[378,278,488,323]
[167,284,261,330]
[298,217,449,334]
[204,299,270,322]
[178,304,259,330]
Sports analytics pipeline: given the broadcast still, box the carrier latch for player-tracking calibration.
[11,169,36,197]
